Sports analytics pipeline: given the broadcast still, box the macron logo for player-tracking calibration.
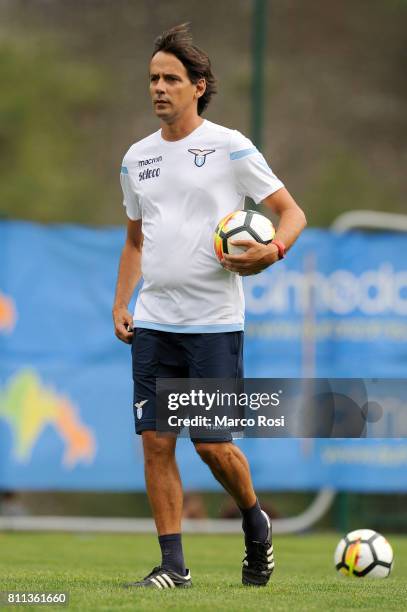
[135,399,148,419]
[138,156,162,168]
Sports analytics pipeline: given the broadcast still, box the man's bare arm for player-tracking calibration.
[222,188,307,275]
[112,219,143,344]
[263,187,307,251]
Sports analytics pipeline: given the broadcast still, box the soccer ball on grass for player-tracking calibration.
[334,529,394,578]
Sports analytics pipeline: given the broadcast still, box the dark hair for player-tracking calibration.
[152,23,217,115]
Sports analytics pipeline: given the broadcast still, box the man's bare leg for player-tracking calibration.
[142,431,182,534]
[193,441,256,509]
[194,441,269,542]
[141,431,188,578]
[194,440,273,587]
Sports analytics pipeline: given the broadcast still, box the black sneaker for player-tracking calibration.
[242,510,274,586]
[123,565,192,589]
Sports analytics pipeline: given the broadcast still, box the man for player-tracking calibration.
[113,24,306,589]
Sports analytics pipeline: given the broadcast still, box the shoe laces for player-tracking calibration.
[243,541,270,571]
[144,566,162,580]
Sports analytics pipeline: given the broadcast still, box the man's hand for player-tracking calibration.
[113,305,134,344]
[221,240,279,276]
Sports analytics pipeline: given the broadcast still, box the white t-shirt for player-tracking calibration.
[120,119,283,333]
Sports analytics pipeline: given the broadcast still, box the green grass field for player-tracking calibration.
[0,532,406,611]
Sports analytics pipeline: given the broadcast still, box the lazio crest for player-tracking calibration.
[188,148,215,167]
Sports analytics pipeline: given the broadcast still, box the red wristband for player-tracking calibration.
[271,239,286,260]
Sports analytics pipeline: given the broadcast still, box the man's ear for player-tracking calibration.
[195,77,206,99]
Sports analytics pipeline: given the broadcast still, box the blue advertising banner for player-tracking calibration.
[0,221,406,491]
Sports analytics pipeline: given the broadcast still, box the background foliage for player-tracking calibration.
[0,0,406,226]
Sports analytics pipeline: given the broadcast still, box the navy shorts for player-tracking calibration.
[131,328,244,442]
